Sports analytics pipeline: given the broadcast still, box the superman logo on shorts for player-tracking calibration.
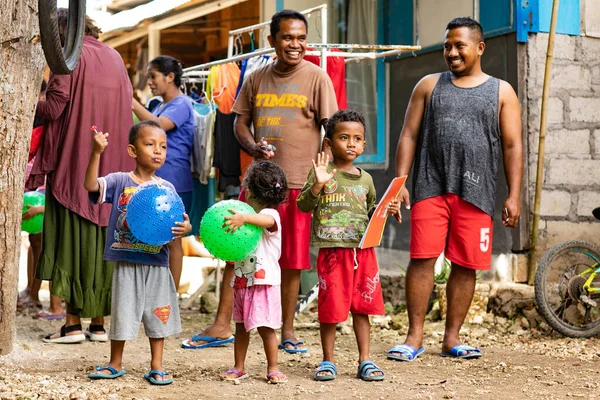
[153,305,171,324]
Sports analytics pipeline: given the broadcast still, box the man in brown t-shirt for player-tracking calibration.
[181,9,338,353]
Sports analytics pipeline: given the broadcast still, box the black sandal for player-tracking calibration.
[85,324,109,342]
[42,324,85,344]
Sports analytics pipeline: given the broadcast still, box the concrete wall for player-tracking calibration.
[526,5,600,255]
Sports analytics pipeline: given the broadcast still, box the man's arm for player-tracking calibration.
[36,74,71,121]
[499,80,523,228]
[394,75,436,215]
[234,114,270,159]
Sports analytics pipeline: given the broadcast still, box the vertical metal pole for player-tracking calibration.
[227,34,234,58]
[321,3,328,44]
[528,0,560,285]
[320,5,328,71]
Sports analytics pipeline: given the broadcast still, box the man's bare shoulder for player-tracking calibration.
[498,79,519,104]
[414,73,443,96]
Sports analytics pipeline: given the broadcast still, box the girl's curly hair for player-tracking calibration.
[244,160,288,208]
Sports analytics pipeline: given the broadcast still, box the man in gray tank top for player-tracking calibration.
[388,17,522,361]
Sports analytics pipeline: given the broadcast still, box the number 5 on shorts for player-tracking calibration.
[480,228,490,252]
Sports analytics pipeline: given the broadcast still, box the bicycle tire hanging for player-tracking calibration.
[38,0,86,74]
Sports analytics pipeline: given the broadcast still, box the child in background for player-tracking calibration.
[297,110,400,382]
[219,160,289,384]
[20,79,65,319]
[84,120,190,385]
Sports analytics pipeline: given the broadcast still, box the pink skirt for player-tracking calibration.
[232,285,282,332]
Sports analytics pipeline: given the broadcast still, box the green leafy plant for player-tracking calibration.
[434,258,451,284]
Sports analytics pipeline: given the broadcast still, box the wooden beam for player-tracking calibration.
[148,28,160,61]
[103,0,248,48]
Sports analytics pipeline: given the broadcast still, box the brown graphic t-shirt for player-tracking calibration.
[232,60,338,188]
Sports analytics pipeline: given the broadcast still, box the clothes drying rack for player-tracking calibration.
[180,4,420,314]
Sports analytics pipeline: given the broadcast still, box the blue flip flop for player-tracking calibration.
[181,334,235,349]
[144,369,173,385]
[278,339,307,354]
[441,344,482,359]
[387,344,425,362]
[357,360,385,382]
[88,366,126,379]
[313,361,337,381]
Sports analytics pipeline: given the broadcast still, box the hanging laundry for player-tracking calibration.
[209,62,241,114]
[305,48,348,109]
[212,110,241,192]
[236,55,272,98]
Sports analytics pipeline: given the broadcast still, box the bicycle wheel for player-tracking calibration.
[535,240,600,338]
[38,0,86,74]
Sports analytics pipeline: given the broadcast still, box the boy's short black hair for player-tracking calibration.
[270,9,308,38]
[325,109,366,139]
[128,120,162,145]
[446,17,484,42]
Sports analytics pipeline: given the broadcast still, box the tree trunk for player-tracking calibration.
[0,0,46,354]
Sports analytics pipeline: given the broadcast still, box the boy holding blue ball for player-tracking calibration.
[84,120,191,385]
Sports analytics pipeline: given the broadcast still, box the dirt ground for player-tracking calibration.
[1,308,600,400]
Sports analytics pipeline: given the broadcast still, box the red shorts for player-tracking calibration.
[239,188,311,270]
[410,193,493,270]
[316,247,385,323]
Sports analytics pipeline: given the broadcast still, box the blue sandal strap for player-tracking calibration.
[149,369,168,377]
[316,361,337,373]
[358,360,384,377]
[281,339,304,348]
[95,366,118,374]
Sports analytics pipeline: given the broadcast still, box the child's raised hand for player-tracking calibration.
[172,213,192,238]
[387,199,401,221]
[223,209,247,233]
[22,204,44,221]
[312,152,336,184]
[92,131,109,154]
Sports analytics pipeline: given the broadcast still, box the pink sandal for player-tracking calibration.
[220,368,248,381]
[35,308,65,321]
[267,370,288,384]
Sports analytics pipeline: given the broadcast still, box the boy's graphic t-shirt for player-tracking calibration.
[297,164,376,248]
[231,208,282,288]
[91,172,174,266]
[232,60,338,189]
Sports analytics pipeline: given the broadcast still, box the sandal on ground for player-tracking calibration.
[440,344,482,359]
[313,361,337,381]
[17,288,30,301]
[220,368,248,381]
[85,325,108,342]
[88,366,126,379]
[181,334,235,349]
[267,370,288,384]
[278,339,307,354]
[144,369,173,385]
[357,360,385,382]
[34,308,65,321]
[42,324,85,344]
[17,294,42,310]
[387,344,425,362]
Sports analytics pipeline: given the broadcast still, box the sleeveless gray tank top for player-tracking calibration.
[412,71,500,216]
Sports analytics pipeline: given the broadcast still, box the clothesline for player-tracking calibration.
[182,44,421,75]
